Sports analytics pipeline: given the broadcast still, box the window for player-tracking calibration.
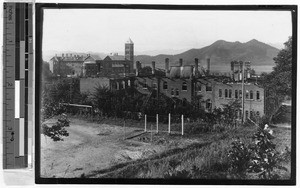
[152,82,157,90]
[229,89,232,98]
[256,111,260,117]
[250,111,253,118]
[245,111,249,119]
[163,81,168,90]
[225,89,228,98]
[143,81,147,89]
[196,83,202,92]
[235,90,238,99]
[119,82,123,89]
[256,91,260,100]
[182,82,187,91]
[122,81,126,88]
[127,80,131,87]
[206,99,212,110]
[171,88,174,96]
[250,90,253,99]
[219,89,222,98]
[246,90,249,99]
[175,89,179,96]
[239,90,242,99]
[206,83,212,91]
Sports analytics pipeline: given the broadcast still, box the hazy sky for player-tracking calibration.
[43,9,292,55]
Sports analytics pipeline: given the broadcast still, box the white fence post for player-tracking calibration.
[156,114,159,133]
[168,113,171,134]
[181,114,184,136]
[144,114,147,132]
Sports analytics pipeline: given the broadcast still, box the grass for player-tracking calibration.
[65,114,291,179]
[85,125,257,178]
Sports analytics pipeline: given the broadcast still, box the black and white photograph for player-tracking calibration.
[36,3,296,184]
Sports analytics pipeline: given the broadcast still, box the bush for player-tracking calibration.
[42,114,70,141]
[228,127,288,179]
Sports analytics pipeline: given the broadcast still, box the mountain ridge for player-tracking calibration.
[134,39,279,70]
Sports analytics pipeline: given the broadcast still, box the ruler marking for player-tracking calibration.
[3,2,32,169]
[19,118,24,156]
[15,80,20,118]
[20,41,25,79]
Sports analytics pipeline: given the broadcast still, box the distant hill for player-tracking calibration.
[134,39,279,71]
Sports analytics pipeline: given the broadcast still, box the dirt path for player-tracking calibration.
[40,118,169,178]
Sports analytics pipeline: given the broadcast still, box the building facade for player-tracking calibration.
[108,58,265,119]
[49,38,134,78]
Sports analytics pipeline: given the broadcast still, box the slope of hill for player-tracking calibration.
[134,39,279,71]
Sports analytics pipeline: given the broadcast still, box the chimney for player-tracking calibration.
[151,61,156,75]
[194,58,199,77]
[206,58,210,75]
[179,58,183,66]
[231,61,234,80]
[239,61,243,81]
[135,61,141,76]
[165,58,169,72]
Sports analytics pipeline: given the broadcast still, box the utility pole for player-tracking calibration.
[241,61,245,124]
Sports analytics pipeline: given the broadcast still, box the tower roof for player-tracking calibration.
[126,38,133,44]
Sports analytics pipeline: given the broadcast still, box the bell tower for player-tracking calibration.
[125,38,134,61]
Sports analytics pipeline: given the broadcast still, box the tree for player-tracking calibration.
[262,37,293,121]
[265,37,292,98]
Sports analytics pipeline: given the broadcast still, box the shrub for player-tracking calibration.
[42,114,70,141]
[228,127,288,179]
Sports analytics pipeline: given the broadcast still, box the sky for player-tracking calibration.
[43,9,292,56]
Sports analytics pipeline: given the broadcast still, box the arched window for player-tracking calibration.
[143,80,147,89]
[182,82,187,91]
[246,90,249,99]
[128,80,131,87]
[229,89,232,98]
[122,81,126,88]
[256,111,260,117]
[256,91,260,100]
[250,111,253,118]
[225,89,228,98]
[206,99,212,110]
[163,81,168,90]
[175,89,179,96]
[250,90,253,99]
[239,90,242,99]
[196,83,202,92]
[219,89,222,98]
[235,90,238,99]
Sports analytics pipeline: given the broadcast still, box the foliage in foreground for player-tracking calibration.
[228,126,289,179]
[42,114,70,141]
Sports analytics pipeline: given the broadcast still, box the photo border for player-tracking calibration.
[35,3,297,184]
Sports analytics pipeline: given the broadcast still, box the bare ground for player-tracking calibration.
[40,118,198,178]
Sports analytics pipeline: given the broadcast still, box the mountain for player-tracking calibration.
[134,39,279,71]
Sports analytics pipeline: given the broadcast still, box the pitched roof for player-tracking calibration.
[103,55,126,61]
